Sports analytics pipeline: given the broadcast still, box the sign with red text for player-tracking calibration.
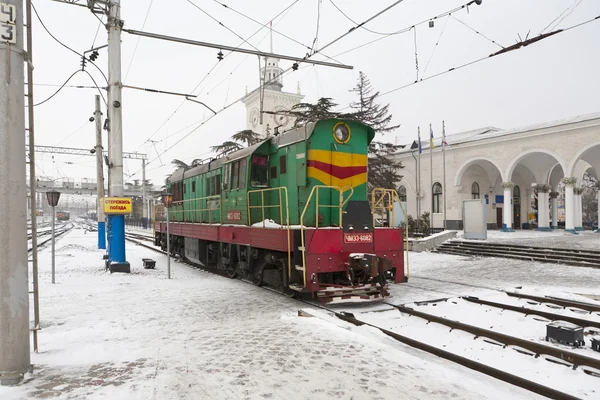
[103,197,133,215]
[226,210,242,221]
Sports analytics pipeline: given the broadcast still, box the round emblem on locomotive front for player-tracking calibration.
[332,122,351,144]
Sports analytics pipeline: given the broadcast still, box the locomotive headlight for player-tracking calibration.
[333,122,351,144]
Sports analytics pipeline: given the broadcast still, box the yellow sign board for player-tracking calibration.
[103,197,133,214]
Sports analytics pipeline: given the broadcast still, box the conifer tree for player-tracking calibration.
[346,72,403,192]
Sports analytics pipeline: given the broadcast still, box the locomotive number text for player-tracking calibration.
[344,233,373,243]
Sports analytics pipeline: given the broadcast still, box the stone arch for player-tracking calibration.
[398,171,416,193]
[505,148,567,184]
[454,157,505,187]
[567,141,600,178]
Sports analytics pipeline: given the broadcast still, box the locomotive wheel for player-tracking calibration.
[226,265,237,278]
[251,267,264,286]
[282,286,296,298]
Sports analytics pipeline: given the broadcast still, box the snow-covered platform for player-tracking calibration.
[457,229,600,250]
[1,226,546,400]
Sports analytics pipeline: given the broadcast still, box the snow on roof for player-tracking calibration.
[399,111,600,154]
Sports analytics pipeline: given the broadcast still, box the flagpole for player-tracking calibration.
[429,123,433,230]
[442,121,447,230]
[417,127,421,218]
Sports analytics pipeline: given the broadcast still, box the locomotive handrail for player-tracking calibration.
[371,188,410,280]
[247,187,291,286]
[299,185,353,289]
[168,195,222,224]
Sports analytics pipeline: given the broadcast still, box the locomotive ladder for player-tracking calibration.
[296,185,354,290]
[247,187,291,285]
[371,188,410,279]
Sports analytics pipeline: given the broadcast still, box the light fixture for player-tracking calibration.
[162,192,173,208]
[46,190,61,207]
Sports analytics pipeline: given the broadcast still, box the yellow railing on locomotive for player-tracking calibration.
[370,187,410,280]
[298,185,354,289]
[169,195,222,224]
[247,187,291,284]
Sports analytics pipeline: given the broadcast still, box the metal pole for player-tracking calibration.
[0,0,30,386]
[106,0,129,269]
[95,95,106,249]
[442,121,447,230]
[142,158,146,227]
[429,124,433,230]
[417,127,421,219]
[25,0,40,353]
[51,205,56,284]
[166,209,171,279]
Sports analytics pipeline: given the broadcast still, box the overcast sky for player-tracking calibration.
[29,0,600,187]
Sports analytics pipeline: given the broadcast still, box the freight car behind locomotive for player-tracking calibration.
[154,118,406,303]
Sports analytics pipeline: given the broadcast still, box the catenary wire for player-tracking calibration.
[550,0,583,31]
[131,0,302,152]
[379,15,600,98]
[124,0,155,82]
[422,15,450,77]
[450,14,504,49]
[210,0,340,63]
[185,0,260,51]
[31,1,108,85]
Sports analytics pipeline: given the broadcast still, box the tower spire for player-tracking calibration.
[270,20,273,53]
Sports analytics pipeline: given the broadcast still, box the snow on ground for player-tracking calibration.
[388,247,600,306]
[352,307,598,399]
[457,229,600,250]
[1,226,541,400]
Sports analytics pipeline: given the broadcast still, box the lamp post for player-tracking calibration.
[46,190,61,284]
[162,192,173,279]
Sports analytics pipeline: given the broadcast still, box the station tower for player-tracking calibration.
[241,24,304,138]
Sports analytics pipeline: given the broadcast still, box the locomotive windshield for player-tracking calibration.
[251,155,268,187]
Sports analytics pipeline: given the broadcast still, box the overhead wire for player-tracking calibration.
[124,0,155,82]
[450,14,504,49]
[128,0,416,179]
[311,0,322,53]
[210,0,341,63]
[550,0,583,31]
[31,1,108,85]
[185,0,260,51]
[131,0,302,152]
[422,15,449,77]
[330,1,483,58]
[539,0,578,34]
[31,69,106,107]
[379,14,600,98]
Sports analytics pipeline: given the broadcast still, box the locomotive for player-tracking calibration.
[56,211,70,221]
[154,118,407,303]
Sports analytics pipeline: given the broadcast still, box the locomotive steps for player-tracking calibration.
[434,240,600,269]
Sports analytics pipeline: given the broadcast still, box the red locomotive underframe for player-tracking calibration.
[154,222,405,291]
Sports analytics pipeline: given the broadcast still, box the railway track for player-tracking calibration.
[463,296,600,329]
[123,234,595,399]
[506,291,600,314]
[28,223,73,253]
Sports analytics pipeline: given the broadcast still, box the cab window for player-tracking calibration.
[251,155,268,187]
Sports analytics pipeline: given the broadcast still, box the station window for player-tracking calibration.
[472,182,480,199]
[432,182,443,213]
[399,186,407,202]
[192,181,196,192]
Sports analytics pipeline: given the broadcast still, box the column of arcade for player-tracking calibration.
[536,184,551,231]
[501,182,514,232]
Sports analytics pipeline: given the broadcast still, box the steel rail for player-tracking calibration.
[334,311,583,400]
[390,303,600,371]
[505,292,600,314]
[463,296,600,330]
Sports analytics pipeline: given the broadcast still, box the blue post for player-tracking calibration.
[107,214,130,273]
[111,215,126,262]
[107,217,113,261]
[98,221,106,249]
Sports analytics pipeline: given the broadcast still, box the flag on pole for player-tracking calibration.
[418,130,422,154]
[442,128,449,148]
[430,124,434,149]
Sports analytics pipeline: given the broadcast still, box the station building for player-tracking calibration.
[394,113,600,232]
